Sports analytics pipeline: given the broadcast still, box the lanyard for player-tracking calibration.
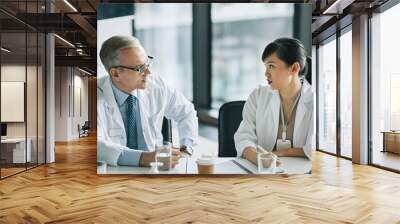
[280,90,301,141]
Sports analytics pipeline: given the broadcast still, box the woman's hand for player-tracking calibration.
[242,147,258,165]
[242,147,282,166]
[274,148,306,157]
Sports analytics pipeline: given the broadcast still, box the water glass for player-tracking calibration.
[257,152,277,174]
[155,142,172,171]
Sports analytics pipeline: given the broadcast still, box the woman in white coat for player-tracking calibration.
[234,38,314,165]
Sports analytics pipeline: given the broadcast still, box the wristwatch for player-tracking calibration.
[180,145,193,156]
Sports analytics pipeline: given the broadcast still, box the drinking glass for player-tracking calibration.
[257,152,277,174]
[155,142,172,171]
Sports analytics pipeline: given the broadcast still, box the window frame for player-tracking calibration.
[315,23,353,161]
[0,1,47,180]
[368,0,400,173]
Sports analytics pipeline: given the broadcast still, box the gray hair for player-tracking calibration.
[99,35,143,72]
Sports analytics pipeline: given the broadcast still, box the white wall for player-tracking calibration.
[72,73,89,138]
[1,63,46,164]
[54,67,89,141]
[55,66,68,141]
[1,65,40,137]
[1,65,26,139]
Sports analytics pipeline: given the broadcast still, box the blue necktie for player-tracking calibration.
[126,95,138,149]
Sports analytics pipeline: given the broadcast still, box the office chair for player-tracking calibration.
[162,117,172,144]
[78,121,90,138]
[218,101,245,157]
[82,121,90,131]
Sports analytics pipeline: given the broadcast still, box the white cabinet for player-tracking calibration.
[1,138,32,163]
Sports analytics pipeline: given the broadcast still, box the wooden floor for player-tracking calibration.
[1,163,45,178]
[1,135,400,223]
[372,151,400,171]
[0,167,26,178]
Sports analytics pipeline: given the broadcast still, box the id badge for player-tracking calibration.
[276,139,291,150]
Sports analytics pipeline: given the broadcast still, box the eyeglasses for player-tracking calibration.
[112,56,154,75]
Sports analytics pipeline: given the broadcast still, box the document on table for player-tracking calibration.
[213,158,258,174]
[215,158,286,174]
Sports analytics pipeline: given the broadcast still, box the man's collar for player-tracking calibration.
[111,80,138,106]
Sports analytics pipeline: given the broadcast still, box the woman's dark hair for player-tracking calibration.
[262,37,311,84]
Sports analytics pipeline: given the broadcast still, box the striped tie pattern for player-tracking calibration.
[126,95,138,149]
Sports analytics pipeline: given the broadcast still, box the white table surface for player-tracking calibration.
[98,157,311,175]
[1,138,27,143]
[97,135,312,175]
[1,137,32,163]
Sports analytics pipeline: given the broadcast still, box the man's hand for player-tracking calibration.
[139,151,156,167]
[140,148,182,168]
[170,148,181,168]
[178,145,193,156]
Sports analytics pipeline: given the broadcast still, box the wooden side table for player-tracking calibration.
[381,131,400,154]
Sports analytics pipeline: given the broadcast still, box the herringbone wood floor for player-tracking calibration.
[1,135,400,223]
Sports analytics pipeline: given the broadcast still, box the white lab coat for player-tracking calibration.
[97,75,198,166]
[234,81,315,160]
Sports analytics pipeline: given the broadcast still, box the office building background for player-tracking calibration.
[1,0,97,178]
[1,0,399,177]
[1,1,400,223]
[97,3,311,132]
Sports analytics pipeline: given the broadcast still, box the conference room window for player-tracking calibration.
[0,1,46,179]
[97,4,135,78]
[27,31,39,170]
[210,3,293,108]
[317,35,337,155]
[1,31,28,178]
[339,27,352,159]
[134,4,193,100]
[370,3,400,171]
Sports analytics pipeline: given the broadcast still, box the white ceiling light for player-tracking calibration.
[76,48,84,55]
[54,34,75,48]
[63,0,78,12]
[1,47,11,53]
[323,0,354,15]
[78,67,92,76]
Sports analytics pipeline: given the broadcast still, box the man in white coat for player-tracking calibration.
[97,35,198,167]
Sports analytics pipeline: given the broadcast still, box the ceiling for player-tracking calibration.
[311,0,390,43]
[0,0,393,75]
